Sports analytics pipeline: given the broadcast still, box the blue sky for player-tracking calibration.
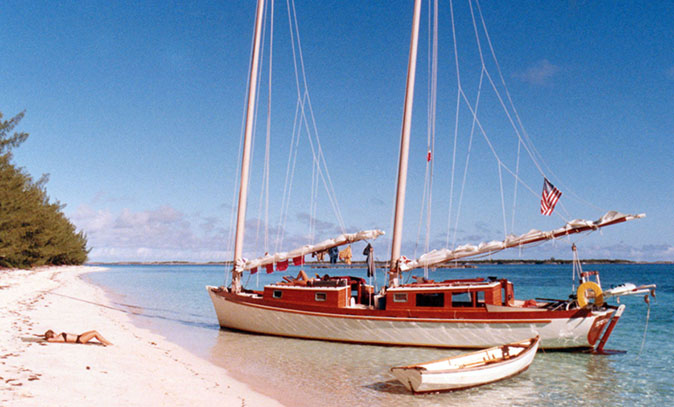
[2,1,672,263]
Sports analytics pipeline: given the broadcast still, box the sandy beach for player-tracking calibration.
[0,266,283,406]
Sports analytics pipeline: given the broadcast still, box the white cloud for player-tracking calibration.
[296,212,341,235]
[71,203,674,263]
[70,205,352,263]
[514,59,561,86]
[71,205,230,262]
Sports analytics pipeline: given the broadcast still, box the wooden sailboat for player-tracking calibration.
[207,0,654,350]
[390,336,540,393]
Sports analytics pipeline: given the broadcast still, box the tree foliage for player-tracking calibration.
[0,111,88,268]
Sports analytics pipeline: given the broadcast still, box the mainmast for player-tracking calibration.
[389,0,422,287]
[231,0,266,293]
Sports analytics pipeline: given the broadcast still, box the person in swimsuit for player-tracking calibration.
[43,329,112,346]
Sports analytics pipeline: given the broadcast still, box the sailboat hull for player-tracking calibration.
[207,286,614,349]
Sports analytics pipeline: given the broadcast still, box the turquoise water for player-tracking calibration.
[86,264,673,406]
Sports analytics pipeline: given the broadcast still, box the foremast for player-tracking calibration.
[389,0,422,288]
[232,0,266,293]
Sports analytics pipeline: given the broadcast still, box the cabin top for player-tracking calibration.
[260,275,513,311]
[389,280,501,292]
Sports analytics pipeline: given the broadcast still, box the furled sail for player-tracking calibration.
[243,230,385,271]
[399,211,644,272]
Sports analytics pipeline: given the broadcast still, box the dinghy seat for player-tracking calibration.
[501,346,510,359]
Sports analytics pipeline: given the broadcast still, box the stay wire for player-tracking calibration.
[287,0,347,234]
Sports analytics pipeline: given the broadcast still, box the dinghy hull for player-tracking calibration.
[390,336,540,393]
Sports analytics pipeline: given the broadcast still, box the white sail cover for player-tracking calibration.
[244,229,385,271]
[399,211,644,272]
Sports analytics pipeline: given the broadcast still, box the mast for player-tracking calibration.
[231,0,266,293]
[389,0,422,287]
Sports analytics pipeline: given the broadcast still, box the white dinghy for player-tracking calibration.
[391,336,540,394]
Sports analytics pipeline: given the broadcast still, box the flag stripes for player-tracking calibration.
[541,178,562,216]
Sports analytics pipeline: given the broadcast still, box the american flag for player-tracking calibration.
[540,178,562,216]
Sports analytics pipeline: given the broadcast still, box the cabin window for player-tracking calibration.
[416,293,445,307]
[451,291,473,307]
[475,291,485,307]
[315,292,327,302]
[272,290,282,299]
[393,293,408,303]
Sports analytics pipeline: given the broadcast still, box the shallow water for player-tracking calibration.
[86,264,673,406]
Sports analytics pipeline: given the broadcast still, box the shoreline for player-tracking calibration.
[0,265,283,406]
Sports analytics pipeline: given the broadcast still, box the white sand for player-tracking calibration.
[0,266,283,406]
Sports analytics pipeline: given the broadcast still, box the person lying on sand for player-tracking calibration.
[43,329,112,346]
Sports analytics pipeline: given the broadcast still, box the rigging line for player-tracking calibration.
[309,157,316,242]
[446,0,462,249]
[468,0,525,234]
[474,0,527,148]
[264,0,274,252]
[310,159,320,242]
[457,86,544,205]
[308,146,321,243]
[255,0,274,254]
[296,91,347,233]
[638,298,651,357]
[426,0,432,142]
[470,0,544,179]
[477,0,571,207]
[551,199,572,223]
[456,86,572,225]
[496,157,539,198]
[479,59,545,177]
[474,0,597,215]
[287,0,346,233]
[299,85,346,232]
[274,96,302,252]
[510,138,522,234]
[557,182,605,213]
[291,80,347,233]
[462,11,543,184]
[415,0,430,261]
[300,88,346,231]
[451,68,483,248]
[281,93,306,249]
[277,98,302,251]
[414,161,430,259]
[271,0,298,252]
[289,0,346,232]
[468,0,508,237]
[307,111,346,232]
[497,162,508,238]
[252,1,267,250]
[416,0,436,263]
[425,0,439,279]
[457,88,502,178]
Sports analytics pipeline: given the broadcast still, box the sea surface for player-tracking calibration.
[85,263,673,406]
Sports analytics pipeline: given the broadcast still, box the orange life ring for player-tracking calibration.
[577,281,604,307]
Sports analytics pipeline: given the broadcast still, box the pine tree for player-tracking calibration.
[0,111,89,268]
